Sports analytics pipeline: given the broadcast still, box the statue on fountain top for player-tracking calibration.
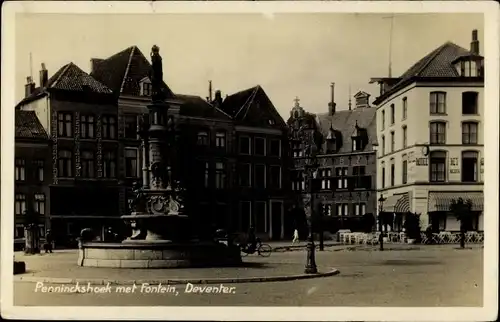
[149,45,166,103]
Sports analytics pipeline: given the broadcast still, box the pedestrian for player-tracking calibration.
[44,229,53,253]
[292,228,299,245]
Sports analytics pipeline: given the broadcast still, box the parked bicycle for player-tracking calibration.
[240,240,272,257]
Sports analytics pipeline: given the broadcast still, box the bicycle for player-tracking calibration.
[240,241,272,257]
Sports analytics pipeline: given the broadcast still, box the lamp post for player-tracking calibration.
[378,195,386,251]
[303,133,319,274]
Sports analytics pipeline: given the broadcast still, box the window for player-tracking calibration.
[270,139,281,157]
[58,150,73,177]
[430,92,446,114]
[462,122,478,144]
[142,82,152,96]
[240,201,252,232]
[430,151,446,182]
[15,224,24,238]
[58,112,73,137]
[381,136,385,155]
[124,115,138,139]
[255,137,266,156]
[381,162,386,188]
[255,164,266,189]
[390,104,395,125]
[239,136,251,154]
[197,131,209,146]
[381,110,385,130]
[15,194,26,215]
[321,204,332,216]
[215,162,226,189]
[34,160,44,182]
[215,132,226,148]
[462,92,479,115]
[270,166,281,189]
[81,114,95,139]
[34,193,45,215]
[390,131,395,152]
[125,148,138,178]
[103,151,116,178]
[255,201,267,233]
[204,162,210,188]
[430,122,446,144]
[402,157,408,184]
[355,203,366,216]
[15,159,26,181]
[461,60,480,77]
[291,171,304,191]
[239,163,251,187]
[462,151,478,182]
[102,115,116,139]
[402,97,407,120]
[336,167,348,189]
[402,126,407,148]
[390,160,395,186]
[39,225,45,238]
[320,168,332,190]
[336,204,349,216]
[81,150,95,178]
[352,166,366,189]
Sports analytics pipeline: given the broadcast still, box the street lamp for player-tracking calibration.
[303,133,319,274]
[378,195,386,251]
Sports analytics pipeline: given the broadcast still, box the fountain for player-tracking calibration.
[78,45,242,268]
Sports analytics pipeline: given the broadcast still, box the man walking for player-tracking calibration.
[292,228,300,245]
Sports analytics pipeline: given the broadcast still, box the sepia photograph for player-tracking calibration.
[1,1,498,321]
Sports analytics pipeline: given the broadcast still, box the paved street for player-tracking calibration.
[13,246,482,306]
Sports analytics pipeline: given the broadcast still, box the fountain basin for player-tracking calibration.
[78,241,242,268]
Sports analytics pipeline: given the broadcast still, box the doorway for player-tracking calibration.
[270,201,283,240]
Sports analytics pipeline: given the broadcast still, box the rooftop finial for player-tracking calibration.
[150,45,164,102]
[293,96,300,108]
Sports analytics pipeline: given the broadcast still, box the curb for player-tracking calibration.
[14,268,340,285]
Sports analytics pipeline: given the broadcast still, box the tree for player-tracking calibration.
[449,198,473,249]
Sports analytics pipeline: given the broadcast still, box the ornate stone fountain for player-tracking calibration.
[77,46,241,268]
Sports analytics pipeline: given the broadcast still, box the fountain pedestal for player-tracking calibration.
[78,45,241,268]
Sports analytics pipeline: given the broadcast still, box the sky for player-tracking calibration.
[15,13,483,119]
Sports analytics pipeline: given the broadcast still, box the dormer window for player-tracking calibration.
[351,123,367,152]
[140,77,152,96]
[454,56,484,78]
[326,125,341,154]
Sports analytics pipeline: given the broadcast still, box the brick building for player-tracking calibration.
[288,85,377,234]
[14,110,51,249]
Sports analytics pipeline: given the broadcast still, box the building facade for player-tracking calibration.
[287,85,378,234]
[14,110,52,249]
[371,30,484,232]
[17,63,120,246]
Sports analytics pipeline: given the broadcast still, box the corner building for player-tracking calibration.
[371,30,484,232]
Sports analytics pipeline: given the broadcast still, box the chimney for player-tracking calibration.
[208,80,213,102]
[24,76,35,98]
[39,63,48,88]
[90,58,103,74]
[214,90,223,107]
[470,29,479,55]
[355,92,371,109]
[328,82,336,116]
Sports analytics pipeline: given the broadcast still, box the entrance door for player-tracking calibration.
[270,201,282,240]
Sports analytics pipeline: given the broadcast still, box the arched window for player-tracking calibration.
[462,151,478,182]
[429,151,446,182]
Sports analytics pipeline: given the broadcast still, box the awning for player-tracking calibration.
[382,193,410,213]
[428,192,483,212]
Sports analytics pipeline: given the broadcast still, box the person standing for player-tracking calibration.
[292,228,300,245]
[44,229,53,253]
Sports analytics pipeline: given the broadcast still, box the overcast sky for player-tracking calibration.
[15,13,483,118]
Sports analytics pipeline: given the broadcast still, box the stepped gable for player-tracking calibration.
[221,85,286,128]
[15,110,48,140]
[316,107,376,154]
[90,45,174,98]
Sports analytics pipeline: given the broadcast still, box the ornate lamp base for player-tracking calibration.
[304,236,318,274]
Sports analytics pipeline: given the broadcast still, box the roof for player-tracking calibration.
[90,46,174,98]
[174,94,231,120]
[316,107,377,154]
[220,85,287,128]
[17,63,113,107]
[373,42,480,105]
[15,110,49,140]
